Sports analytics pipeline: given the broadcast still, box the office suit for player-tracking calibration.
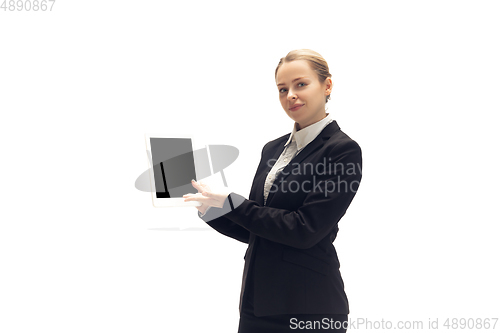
[199,120,362,330]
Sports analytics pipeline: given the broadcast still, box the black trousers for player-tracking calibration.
[237,270,348,333]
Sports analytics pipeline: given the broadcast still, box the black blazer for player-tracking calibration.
[199,120,362,317]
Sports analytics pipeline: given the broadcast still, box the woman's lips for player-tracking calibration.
[289,104,304,111]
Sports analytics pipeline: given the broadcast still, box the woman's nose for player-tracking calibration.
[287,90,297,101]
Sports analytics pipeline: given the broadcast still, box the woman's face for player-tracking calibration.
[276,60,332,130]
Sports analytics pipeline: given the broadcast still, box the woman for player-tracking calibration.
[184,49,362,333]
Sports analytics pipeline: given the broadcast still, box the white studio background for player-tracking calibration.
[1,1,499,332]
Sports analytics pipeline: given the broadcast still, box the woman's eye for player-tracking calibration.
[279,83,305,93]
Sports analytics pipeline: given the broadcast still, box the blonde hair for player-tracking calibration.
[275,49,332,103]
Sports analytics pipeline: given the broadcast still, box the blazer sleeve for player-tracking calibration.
[217,140,362,250]
[198,208,250,244]
[195,142,274,244]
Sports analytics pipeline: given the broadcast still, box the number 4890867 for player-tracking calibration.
[1,0,56,11]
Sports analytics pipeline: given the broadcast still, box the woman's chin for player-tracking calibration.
[285,112,301,123]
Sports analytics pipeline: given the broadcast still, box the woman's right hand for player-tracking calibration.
[185,180,212,214]
[184,180,231,215]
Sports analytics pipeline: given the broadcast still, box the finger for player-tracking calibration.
[184,192,204,198]
[191,180,204,191]
[183,192,200,197]
[183,193,203,200]
[197,180,210,190]
[184,193,211,203]
[183,195,205,202]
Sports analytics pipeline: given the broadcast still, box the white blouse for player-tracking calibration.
[263,113,334,205]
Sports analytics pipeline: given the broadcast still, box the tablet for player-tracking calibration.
[145,133,202,207]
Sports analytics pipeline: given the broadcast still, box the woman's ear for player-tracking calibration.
[324,77,333,95]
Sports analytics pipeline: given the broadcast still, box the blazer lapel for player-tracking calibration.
[254,139,287,205]
[265,121,340,206]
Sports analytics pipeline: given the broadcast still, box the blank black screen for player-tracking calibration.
[150,138,197,198]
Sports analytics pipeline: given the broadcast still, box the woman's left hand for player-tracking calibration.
[183,180,230,210]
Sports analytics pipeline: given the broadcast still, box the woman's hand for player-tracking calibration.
[183,180,230,215]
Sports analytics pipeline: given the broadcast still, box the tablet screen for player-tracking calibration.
[149,137,197,199]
